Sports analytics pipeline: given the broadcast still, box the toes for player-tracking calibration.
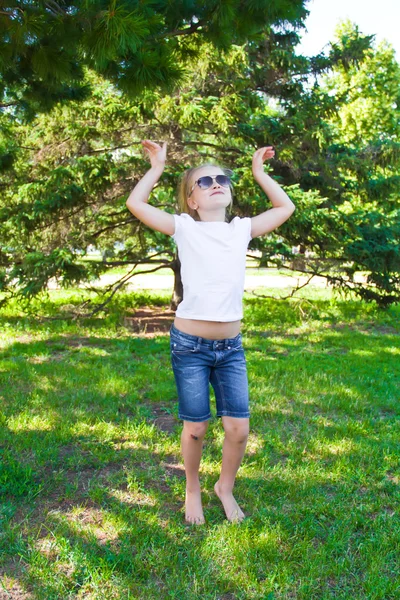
[228,509,245,522]
[185,516,205,525]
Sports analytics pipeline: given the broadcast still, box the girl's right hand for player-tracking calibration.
[141,139,167,171]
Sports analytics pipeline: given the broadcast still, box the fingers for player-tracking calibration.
[141,140,167,157]
[253,146,275,165]
[253,146,274,156]
[259,146,275,154]
[141,139,167,149]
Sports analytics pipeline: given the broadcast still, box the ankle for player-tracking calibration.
[186,481,201,493]
[215,480,234,494]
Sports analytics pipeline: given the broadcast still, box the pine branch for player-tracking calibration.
[90,217,136,239]
[184,141,244,154]
[86,141,141,155]
[151,20,207,41]
[45,0,66,16]
[28,199,100,232]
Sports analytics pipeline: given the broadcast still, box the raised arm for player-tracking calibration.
[250,146,295,239]
[126,140,175,236]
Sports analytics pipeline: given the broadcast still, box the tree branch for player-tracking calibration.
[246,272,316,300]
[90,217,136,239]
[151,20,207,41]
[45,0,66,16]
[86,141,141,155]
[80,262,174,318]
[184,141,245,154]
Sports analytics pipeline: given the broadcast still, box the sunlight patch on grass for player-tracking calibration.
[70,420,122,438]
[110,488,157,507]
[1,291,399,599]
[314,438,358,456]
[77,346,111,357]
[8,411,57,432]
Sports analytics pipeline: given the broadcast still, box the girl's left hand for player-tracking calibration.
[252,146,275,174]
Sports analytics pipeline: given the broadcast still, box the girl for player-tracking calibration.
[126,140,295,525]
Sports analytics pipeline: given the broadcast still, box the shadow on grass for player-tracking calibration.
[1,425,291,599]
[1,297,399,598]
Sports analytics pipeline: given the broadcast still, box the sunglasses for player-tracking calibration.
[188,174,232,197]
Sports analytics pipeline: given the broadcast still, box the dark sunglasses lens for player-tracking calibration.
[197,176,213,189]
[216,175,231,187]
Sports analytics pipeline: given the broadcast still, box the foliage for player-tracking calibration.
[0,18,399,309]
[0,0,307,118]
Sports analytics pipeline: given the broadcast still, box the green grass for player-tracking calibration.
[0,287,399,599]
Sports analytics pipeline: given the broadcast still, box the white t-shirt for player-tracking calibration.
[170,213,252,322]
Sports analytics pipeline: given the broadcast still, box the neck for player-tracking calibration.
[196,209,227,222]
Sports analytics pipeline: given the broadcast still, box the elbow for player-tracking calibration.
[126,200,137,216]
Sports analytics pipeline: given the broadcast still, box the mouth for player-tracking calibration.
[211,191,224,196]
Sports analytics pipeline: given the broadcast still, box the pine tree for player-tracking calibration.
[0,0,308,117]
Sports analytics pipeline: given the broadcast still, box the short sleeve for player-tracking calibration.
[231,216,252,243]
[171,213,194,242]
[244,216,252,242]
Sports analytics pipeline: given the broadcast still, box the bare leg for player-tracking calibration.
[181,420,209,524]
[214,416,249,522]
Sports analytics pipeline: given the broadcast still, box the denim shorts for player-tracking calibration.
[169,323,250,422]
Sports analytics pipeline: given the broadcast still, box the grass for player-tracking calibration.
[0,286,399,599]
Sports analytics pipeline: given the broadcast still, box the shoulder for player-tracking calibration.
[229,216,250,225]
[172,213,195,239]
[229,216,252,241]
[174,213,194,224]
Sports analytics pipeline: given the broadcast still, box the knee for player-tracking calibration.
[224,420,249,444]
[184,420,209,440]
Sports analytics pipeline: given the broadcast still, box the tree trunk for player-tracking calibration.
[291,243,306,271]
[170,253,183,311]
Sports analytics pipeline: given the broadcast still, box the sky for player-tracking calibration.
[296,0,400,60]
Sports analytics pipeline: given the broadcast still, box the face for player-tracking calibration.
[187,166,232,214]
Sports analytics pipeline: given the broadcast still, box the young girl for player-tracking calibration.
[126,140,295,525]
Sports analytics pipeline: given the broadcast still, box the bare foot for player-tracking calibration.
[185,488,205,525]
[214,481,245,522]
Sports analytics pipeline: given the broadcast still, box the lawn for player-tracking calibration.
[0,287,399,599]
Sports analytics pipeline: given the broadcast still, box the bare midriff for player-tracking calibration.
[174,316,241,340]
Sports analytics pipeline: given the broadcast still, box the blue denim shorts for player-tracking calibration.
[170,324,250,422]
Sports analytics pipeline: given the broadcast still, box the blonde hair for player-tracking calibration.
[176,163,234,222]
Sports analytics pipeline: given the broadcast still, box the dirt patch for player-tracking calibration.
[13,460,125,535]
[327,323,399,335]
[161,453,185,480]
[150,403,178,434]
[386,472,399,485]
[0,582,33,599]
[46,336,113,348]
[0,560,32,599]
[123,307,175,336]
